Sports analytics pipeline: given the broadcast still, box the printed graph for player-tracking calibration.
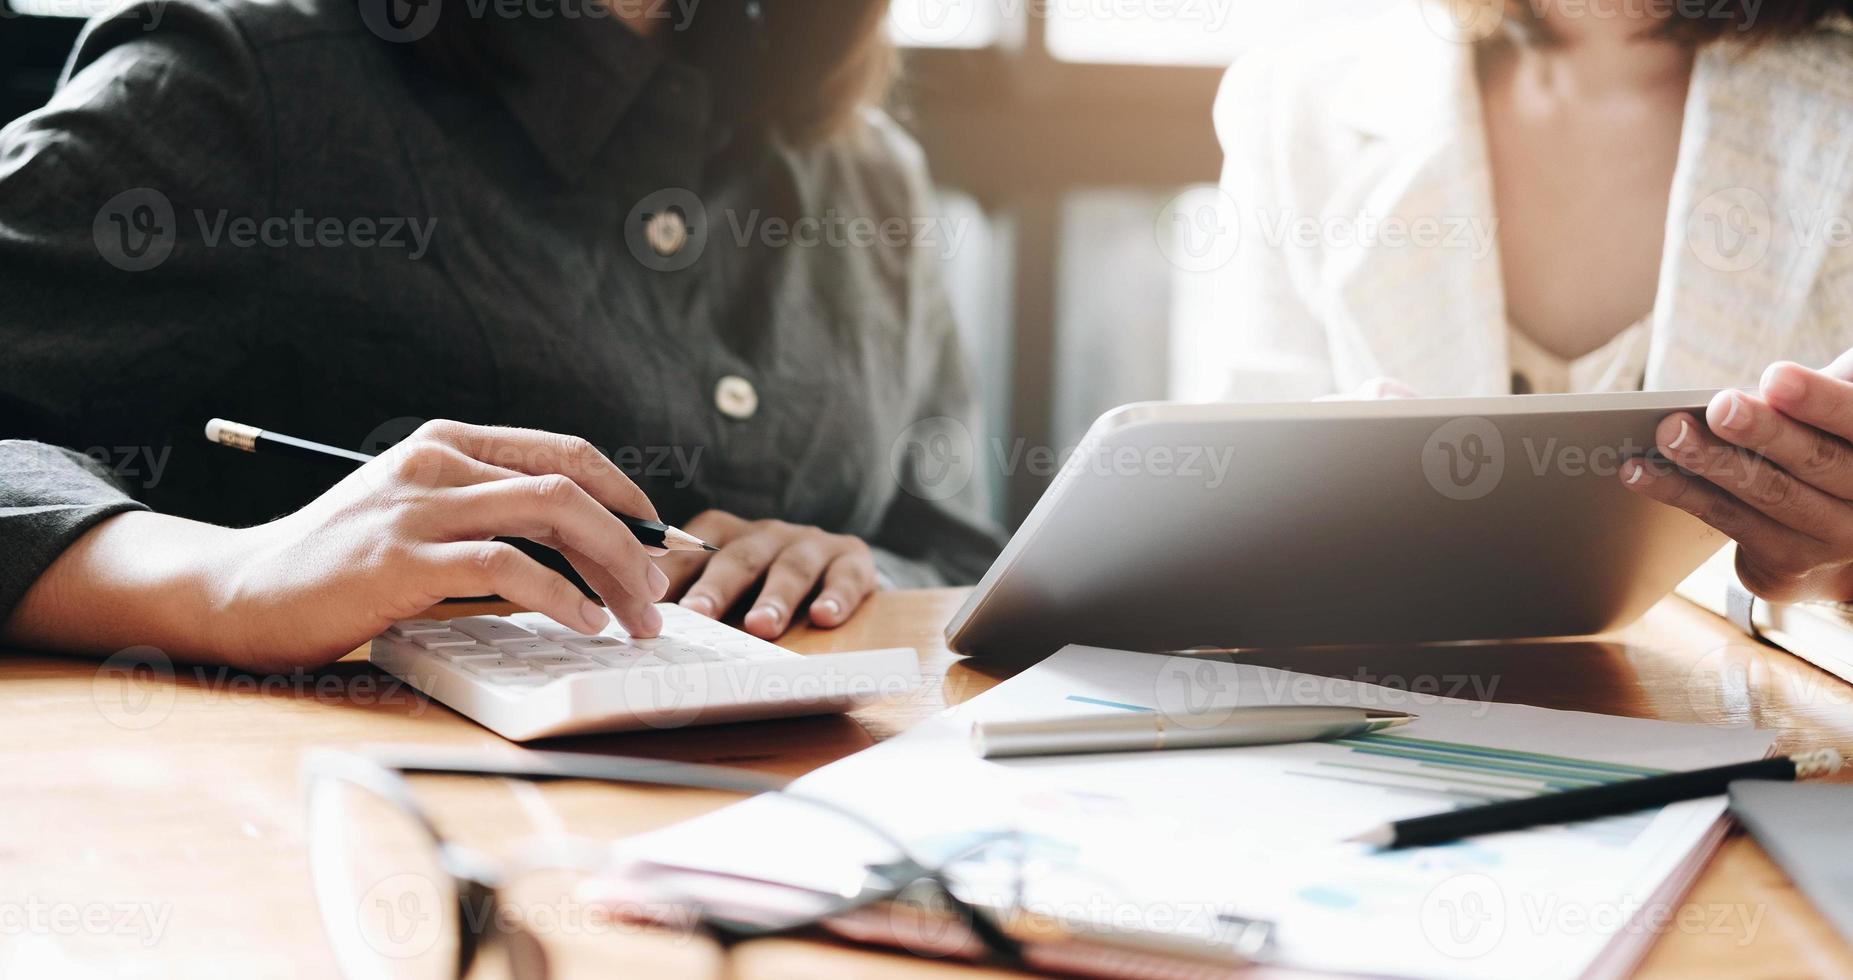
[1059,693,1664,846]
[1290,734,1666,847]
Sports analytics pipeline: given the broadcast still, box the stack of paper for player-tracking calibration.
[635,646,1771,979]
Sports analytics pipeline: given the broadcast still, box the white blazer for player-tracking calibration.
[1210,8,1853,401]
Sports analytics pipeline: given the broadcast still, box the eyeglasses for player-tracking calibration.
[302,749,1023,980]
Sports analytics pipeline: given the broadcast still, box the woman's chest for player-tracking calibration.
[1479,65,1689,358]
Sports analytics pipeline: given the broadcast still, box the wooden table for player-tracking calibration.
[2,590,1849,978]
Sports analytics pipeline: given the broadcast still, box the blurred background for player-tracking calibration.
[887,0,1389,524]
[0,0,1390,527]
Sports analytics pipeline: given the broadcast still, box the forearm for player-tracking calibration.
[2,511,246,664]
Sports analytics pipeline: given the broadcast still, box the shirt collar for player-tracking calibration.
[488,19,669,183]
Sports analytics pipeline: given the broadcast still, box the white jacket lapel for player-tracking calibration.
[1321,18,1510,396]
[1653,36,1853,387]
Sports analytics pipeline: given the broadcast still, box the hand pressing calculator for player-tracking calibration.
[370,603,920,741]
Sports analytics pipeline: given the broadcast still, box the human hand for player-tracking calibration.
[659,510,877,639]
[1621,354,1853,604]
[213,421,670,669]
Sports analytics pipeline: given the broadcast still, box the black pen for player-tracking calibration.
[1347,747,1844,849]
[204,418,717,553]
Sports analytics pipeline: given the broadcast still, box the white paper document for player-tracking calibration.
[634,646,1773,978]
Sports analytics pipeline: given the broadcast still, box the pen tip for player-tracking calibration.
[702,544,720,553]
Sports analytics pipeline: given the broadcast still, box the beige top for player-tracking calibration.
[1507,318,1652,395]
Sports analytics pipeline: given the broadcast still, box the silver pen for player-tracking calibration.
[971,706,1416,759]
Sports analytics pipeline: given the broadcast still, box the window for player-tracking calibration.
[893,0,1389,523]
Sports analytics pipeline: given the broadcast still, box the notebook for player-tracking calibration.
[1677,546,1853,685]
[1728,781,1853,947]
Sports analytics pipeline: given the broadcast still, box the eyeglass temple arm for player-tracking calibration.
[361,749,793,796]
[326,749,1027,963]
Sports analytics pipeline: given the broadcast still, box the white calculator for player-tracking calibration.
[369,603,921,741]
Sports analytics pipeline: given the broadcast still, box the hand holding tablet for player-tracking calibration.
[1624,353,1853,607]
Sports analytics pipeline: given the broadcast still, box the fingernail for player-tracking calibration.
[647,564,669,601]
[680,594,713,616]
[1624,461,1646,486]
[1668,418,1691,451]
[1763,366,1805,405]
[813,597,841,622]
[1716,391,1747,431]
[747,601,783,627]
[635,605,663,638]
[581,601,610,633]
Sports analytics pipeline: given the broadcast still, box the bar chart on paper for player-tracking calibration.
[1060,692,1670,846]
[1291,734,1669,846]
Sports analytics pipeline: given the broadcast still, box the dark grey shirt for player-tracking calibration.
[0,0,1003,623]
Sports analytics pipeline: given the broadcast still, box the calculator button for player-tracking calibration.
[563,636,629,654]
[535,627,592,642]
[656,646,723,664]
[587,650,648,668]
[457,657,537,675]
[539,662,604,676]
[434,644,499,660]
[451,618,538,645]
[499,640,568,658]
[388,620,451,638]
[413,630,478,650]
[517,654,593,668]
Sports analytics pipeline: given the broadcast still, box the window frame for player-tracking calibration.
[897,18,1226,521]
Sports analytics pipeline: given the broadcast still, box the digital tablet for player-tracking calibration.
[946,390,1728,658]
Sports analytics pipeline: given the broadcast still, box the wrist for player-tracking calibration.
[5,511,253,665]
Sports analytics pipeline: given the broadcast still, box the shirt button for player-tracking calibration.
[715,375,759,420]
[646,208,690,257]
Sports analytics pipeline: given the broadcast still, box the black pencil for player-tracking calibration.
[204,418,717,553]
[1347,747,1844,849]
